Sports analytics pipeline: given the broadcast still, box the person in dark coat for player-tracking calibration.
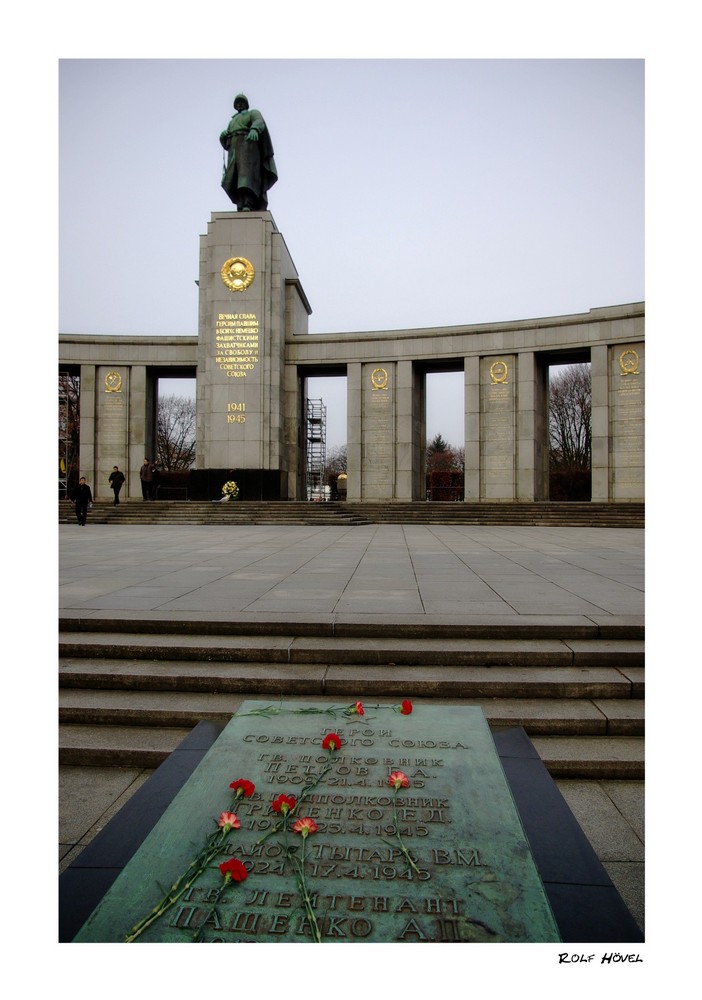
[108,465,125,505]
[71,477,93,525]
[140,458,154,500]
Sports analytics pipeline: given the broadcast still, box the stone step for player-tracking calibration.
[59,501,372,527]
[346,504,645,528]
[58,613,644,640]
[57,719,644,778]
[59,500,644,528]
[58,658,644,700]
[58,723,192,766]
[530,735,645,779]
[58,687,644,736]
[58,631,645,667]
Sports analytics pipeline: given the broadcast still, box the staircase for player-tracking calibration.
[59,615,644,780]
[344,501,645,527]
[59,500,644,528]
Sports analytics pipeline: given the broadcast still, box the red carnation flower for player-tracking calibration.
[400,700,413,715]
[229,778,255,797]
[219,858,248,883]
[353,701,364,716]
[271,793,296,815]
[322,732,343,751]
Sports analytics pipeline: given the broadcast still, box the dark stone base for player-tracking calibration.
[187,468,284,501]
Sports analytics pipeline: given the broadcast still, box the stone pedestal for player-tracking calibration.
[195,212,310,499]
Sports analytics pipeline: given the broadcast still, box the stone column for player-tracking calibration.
[95,366,129,499]
[360,362,396,499]
[590,345,610,502]
[411,364,425,501]
[395,360,414,500]
[346,363,362,501]
[282,364,302,501]
[464,357,480,500]
[481,355,517,500]
[127,365,150,498]
[78,365,96,490]
[609,343,645,501]
[517,352,546,501]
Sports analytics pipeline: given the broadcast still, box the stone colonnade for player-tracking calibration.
[59,213,644,503]
[290,341,643,504]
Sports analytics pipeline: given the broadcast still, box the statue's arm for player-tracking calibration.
[219,130,231,150]
[246,109,266,141]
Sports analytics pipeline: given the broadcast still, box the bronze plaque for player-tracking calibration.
[75,702,560,943]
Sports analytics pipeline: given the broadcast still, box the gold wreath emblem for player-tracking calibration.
[619,350,640,376]
[371,367,389,390]
[490,360,509,384]
[221,257,255,292]
[104,371,122,393]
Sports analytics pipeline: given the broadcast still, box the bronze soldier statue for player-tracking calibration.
[220,94,278,211]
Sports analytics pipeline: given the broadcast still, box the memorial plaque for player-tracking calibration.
[74,702,560,943]
[480,358,516,499]
[361,363,395,498]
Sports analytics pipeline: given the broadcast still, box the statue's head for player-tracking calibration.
[234,94,249,110]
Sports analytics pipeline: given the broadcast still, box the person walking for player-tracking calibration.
[140,458,154,500]
[151,464,160,501]
[108,465,125,505]
[71,476,93,525]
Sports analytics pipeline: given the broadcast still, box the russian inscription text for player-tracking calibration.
[74,702,560,944]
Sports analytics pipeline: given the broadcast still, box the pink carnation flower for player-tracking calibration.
[388,770,410,790]
[218,811,240,830]
[292,816,319,838]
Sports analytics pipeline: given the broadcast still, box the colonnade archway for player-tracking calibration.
[419,363,465,501]
[542,349,592,501]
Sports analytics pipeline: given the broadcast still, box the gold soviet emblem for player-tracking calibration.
[490,360,509,384]
[221,257,255,292]
[371,367,389,390]
[619,350,640,376]
[104,371,122,392]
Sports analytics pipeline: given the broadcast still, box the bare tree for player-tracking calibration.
[157,394,196,470]
[59,371,80,496]
[549,364,591,472]
[323,444,347,498]
[324,444,347,478]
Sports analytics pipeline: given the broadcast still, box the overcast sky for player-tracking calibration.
[60,58,643,447]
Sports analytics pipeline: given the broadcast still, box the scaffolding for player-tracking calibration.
[305,398,327,500]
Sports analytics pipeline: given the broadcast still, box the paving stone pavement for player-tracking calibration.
[59,523,644,619]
